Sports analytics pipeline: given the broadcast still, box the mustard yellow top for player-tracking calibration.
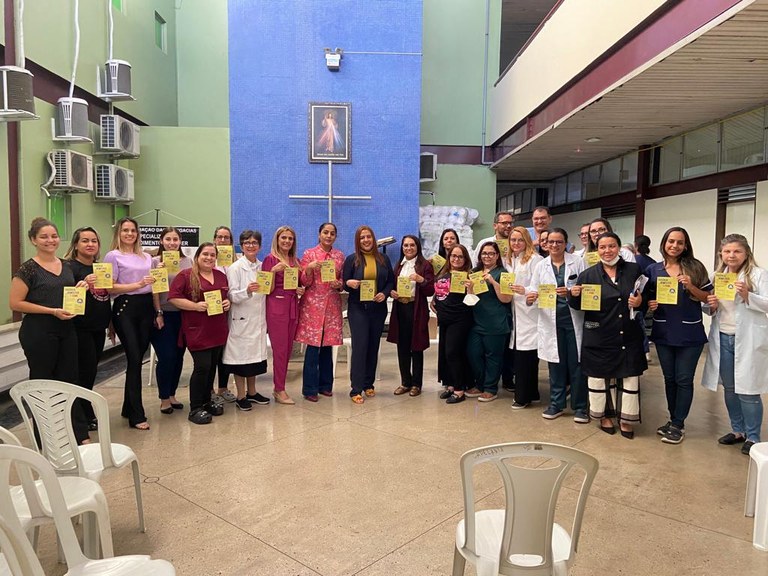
[363,253,378,281]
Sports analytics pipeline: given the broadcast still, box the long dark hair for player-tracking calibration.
[439,244,472,278]
[437,228,459,259]
[473,241,502,272]
[353,225,384,267]
[659,227,708,288]
[156,226,183,261]
[190,242,217,300]
[587,218,612,251]
[398,235,426,269]
[64,226,101,261]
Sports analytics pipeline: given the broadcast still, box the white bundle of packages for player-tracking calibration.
[419,205,477,257]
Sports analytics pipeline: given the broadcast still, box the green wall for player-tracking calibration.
[0,124,10,324]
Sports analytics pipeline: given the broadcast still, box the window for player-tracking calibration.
[567,171,582,203]
[620,152,638,192]
[583,165,600,199]
[601,157,621,196]
[154,12,167,52]
[721,109,765,171]
[682,125,718,179]
[552,177,567,206]
[652,137,682,184]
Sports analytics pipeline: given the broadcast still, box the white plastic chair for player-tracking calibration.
[745,441,768,552]
[10,380,145,533]
[453,442,599,576]
[0,428,113,560]
[0,445,174,576]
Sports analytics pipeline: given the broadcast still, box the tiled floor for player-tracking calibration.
[15,344,768,576]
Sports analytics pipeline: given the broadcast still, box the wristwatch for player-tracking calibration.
[156,310,164,316]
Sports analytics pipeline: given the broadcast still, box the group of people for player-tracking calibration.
[9,212,767,453]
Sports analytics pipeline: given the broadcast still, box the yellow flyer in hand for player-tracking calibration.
[585,252,601,266]
[714,272,737,301]
[163,252,180,274]
[430,254,446,275]
[580,284,601,311]
[150,268,169,293]
[499,272,516,295]
[656,276,678,305]
[538,284,557,309]
[397,276,414,297]
[320,260,336,282]
[450,271,467,293]
[283,267,299,290]
[92,262,113,289]
[216,245,234,267]
[62,286,86,315]
[496,238,510,258]
[360,280,375,301]
[204,290,224,316]
[469,271,489,294]
[256,271,274,294]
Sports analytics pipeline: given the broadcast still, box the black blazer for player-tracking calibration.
[342,252,395,307]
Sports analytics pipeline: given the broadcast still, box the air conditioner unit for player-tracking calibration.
[46,150,94,192]
[94,164,134,203]
[0,66,37,121]
[97,59,134,101]
[420,152,437,182]
[54,97,91,142]
[100,114,140,157]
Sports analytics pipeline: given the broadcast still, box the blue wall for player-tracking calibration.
[228,0,423,260]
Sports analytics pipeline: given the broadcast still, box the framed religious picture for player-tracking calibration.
[309,102,351,163]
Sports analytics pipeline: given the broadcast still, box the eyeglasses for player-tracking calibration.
[548,240,565,246]
[480,252,497,257]
[497,221,514,227]
[579,232,589,238]
[449,255,465,260]
[241,241,259,246]
[590,228,608,235]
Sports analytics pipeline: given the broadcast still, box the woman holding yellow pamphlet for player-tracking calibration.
[570,232,646,439]
[212,225,237,405]
[342,225,395,404]
[262,226,305,405]
[64,227,113,438]
[702,234,768,455]
[151,227,193,415]
[296,223,345,402]
[103,217,155,431]
[387,235,435,397]
[431,228,459,389]
[505,227,543,409]
[642,227,711,444]
[464,241,512,402]
[10,217,89,443]
[169,243,231,425]
[583,218,636,265]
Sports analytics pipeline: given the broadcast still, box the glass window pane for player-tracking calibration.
[523,189,533,213]
[621,152,638,192]
[656,137,682,184]
[513,192,522,214]
[583,165,600,199]
[567,171,582,203]
[721,109,765,171]
[683,125,718,179]
[601,157,620,195]
[553,178,567,206]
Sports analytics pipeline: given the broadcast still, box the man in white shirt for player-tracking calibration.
[472,211,514,265]
[527,206,574,253]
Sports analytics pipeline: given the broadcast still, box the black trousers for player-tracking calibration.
[513,348,540,405]
[76,329,107,421]
[190,347,223,411]
[112,294,153,426]
[347,302,387,396]
[438,318,472,392]
[394,301,424,388]
[502,335,515,387]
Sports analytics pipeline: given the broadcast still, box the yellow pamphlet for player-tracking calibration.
[469,271,489,294]
[216,245,234,267]
[499,272,516,295]
[62,286,86,315]
[714,272,737,301]
[496,238,510,258]
[360,280,375,301]
[450,271,467,293]
[256,271,274,294]
[150,268,169,293]
[204,290,224,316]
[538,284,557,309]
[163,251,180,274]
[430,254,446,276]
[656,276,678,305]
[283,267,299,290]
[397,276,414,297]
[580,284,601,311]
[320,260,336,282]
[92,262,113,289]
[585,252,601,266]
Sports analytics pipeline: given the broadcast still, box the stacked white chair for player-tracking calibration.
[745,442,768,551]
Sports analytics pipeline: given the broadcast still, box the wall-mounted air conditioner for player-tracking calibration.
[99,114,140,157]
[97,59,134,101]
[46,150,94,192]
[94,164,134,203]
[0,66,37,121]
[53,97,91,142]
[420,152,437,182]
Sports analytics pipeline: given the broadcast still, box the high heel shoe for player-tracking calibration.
[620,428,635,439]
[160,407,174,415]
[273,392,295,405]
[599,420,616,435]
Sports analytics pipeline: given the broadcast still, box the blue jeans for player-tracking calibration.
[547,322,587,412]
[719,332,763,442]
[655,342,703,429]
[150,311,186,400]
[302,345,334,397]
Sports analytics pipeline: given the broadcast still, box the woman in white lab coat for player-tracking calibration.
[505,226,543,409]
[702,233,768,455]
[222,230,270,411]
[527,228,587,423]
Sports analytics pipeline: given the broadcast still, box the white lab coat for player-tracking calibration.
[222,256,268,365]
[701,266,768,395]
[505,252,543,351]
[528,253,585,364]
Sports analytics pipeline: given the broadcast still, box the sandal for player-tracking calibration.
[160,406,174,415]
[131,421,150,431]
[364,388,376,397]
[394,386,410,395]
[351,394,365,404]
[439,388,454,400]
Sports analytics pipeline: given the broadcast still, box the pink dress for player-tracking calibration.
[295,245,345,347]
